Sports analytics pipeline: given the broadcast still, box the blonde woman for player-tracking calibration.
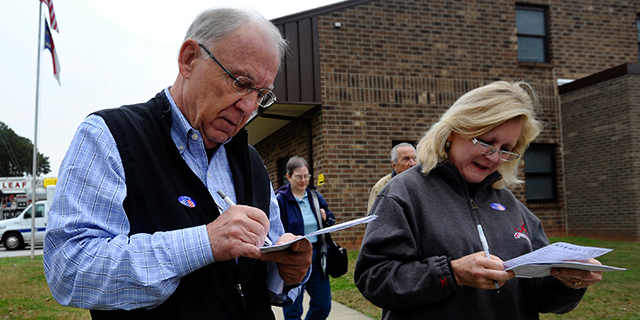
[355,81,603,319]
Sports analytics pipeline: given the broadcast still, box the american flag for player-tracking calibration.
[40,0,59,32]
[44,20,61,85]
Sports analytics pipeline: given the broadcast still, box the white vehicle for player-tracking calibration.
[0,185,55,250]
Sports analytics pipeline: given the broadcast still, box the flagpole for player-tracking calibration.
[31,1,44,260]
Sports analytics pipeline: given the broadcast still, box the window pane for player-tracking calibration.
[516,9,545,35]
[518,37,545,62]
[637,19,640,41]
[36,204,44,218]
[526,176,554,200]
[524,148,552,173]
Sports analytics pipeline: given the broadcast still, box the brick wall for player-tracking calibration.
[257,0,640,248]
[315,0,563,248]
[548,1,640,80]
[561,74,640,241]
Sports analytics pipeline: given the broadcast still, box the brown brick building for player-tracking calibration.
[560,64,640,241]
[248,0,640,248]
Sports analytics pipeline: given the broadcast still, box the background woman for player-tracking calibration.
[277,156,336,320]
[355,81,603,319]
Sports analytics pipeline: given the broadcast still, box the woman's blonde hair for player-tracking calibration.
[416,81,543,189]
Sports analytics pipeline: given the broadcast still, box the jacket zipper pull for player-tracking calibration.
[470,198,478,209]
[236,283,248,308]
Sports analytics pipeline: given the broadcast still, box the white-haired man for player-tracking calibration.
[44,7,311,319]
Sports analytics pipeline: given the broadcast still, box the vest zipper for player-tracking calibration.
[236,283,248,308]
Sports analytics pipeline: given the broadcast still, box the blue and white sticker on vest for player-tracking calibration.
[490,203,506,211]
[178,196,196,208]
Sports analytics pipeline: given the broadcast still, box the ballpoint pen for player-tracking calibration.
[217,190,236,208]
[477,224,500,292]
[217,190,273,246]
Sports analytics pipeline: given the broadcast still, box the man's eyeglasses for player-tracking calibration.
[292,174,312,181]
[471,138,520,162]
[198,43,277,108]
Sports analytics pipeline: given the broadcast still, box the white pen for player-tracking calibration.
[217,190,273,246]
[217,190,236,208]
[477,224,500,292]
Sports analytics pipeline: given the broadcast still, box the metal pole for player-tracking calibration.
[31,2,44,260]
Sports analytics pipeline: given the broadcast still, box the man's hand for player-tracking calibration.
[206,205,270,261]
[260,233,313,285]
[451,251,515,289]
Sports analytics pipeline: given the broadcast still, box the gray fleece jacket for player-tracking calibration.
[354,162,586,320]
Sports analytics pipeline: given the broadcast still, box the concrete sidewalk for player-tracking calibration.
[272,292,375,320]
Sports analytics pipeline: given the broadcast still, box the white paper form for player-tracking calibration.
[503,242,626,278]
[260,215,378,253]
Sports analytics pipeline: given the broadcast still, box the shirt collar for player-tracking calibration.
[295,190,308,202]
[164,87,232,154]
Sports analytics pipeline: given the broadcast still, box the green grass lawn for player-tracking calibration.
[0,255,90,319]
[0,237,637,319]
[329,237,640,320]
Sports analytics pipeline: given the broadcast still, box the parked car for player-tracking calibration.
[0,200,50,250]
[0,185,55,250]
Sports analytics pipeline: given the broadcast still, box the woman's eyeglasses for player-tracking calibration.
[471,138,520,162]
[292,174,312,181]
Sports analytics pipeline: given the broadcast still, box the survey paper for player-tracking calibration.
[260,215,378,253]
[503,242,626,278]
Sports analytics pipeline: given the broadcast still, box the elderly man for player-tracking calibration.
[367,143,417,213]
[43,7,312,319]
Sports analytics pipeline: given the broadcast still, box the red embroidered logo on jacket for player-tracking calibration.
[440,277,448,288]
[513,221,531,245]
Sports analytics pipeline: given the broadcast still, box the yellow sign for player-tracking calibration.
[43,177,58,188]
[317,173,325,186]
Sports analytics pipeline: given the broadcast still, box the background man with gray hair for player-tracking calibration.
[367,143,417,213]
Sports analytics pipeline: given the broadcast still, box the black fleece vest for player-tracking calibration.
[90,91,274,319]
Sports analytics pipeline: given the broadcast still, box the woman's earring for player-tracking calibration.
[445,140,451,149]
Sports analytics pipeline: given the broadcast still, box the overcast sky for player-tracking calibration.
[0,0,345,178]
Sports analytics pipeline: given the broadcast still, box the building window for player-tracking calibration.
[516,5,548,63]
[524,144,557,203]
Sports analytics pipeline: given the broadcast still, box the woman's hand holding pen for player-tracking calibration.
[451,252,515,289]
[206,205,271,261]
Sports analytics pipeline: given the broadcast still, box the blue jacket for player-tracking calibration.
[275,184,335,238]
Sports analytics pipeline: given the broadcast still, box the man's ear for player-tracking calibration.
[177,39,200,79]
